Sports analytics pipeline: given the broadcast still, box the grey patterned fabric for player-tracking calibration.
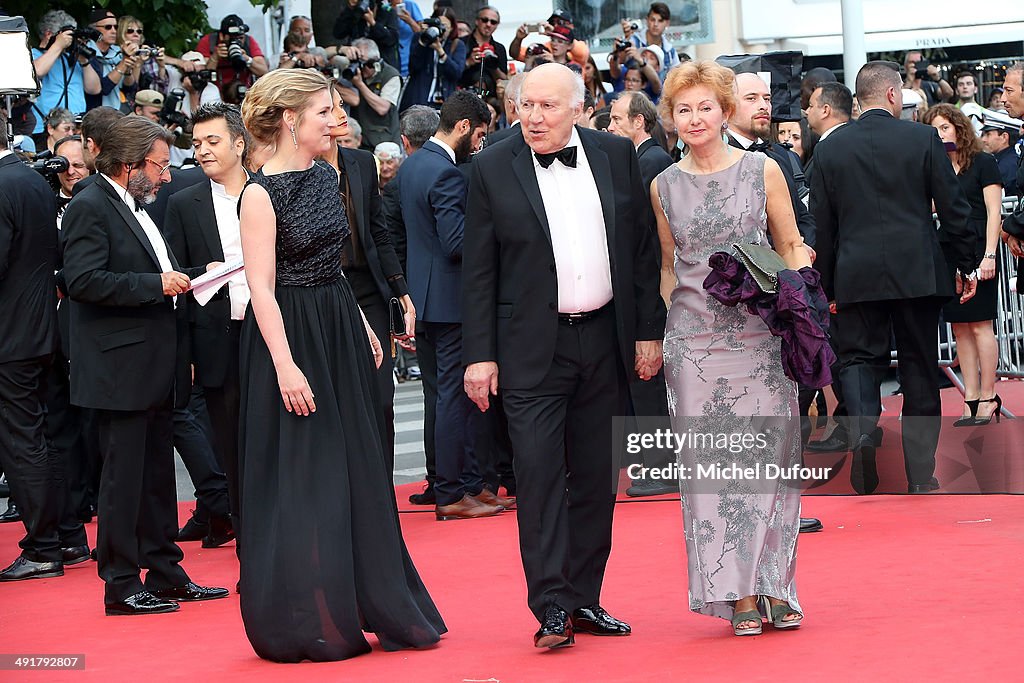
[656,152,802,621]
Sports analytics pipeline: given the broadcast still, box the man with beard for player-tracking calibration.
[398,91,511,520]
[61,116,228,615]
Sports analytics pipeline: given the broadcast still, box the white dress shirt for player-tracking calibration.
[818,121,846,143]
[428,135,456,164]
[727,128,757,149]
[210,179,250,320]
[533,127,613,313]
[101,174,177,306]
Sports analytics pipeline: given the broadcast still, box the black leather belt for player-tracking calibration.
[558,304,610,325]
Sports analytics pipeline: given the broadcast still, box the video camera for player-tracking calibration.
[27,150,69,176]
[46,24,100,60]
[418,17,446,47]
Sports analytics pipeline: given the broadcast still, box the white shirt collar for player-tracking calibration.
[428,136,457,164]
[635,134,652,151]
[726,128,758,149]
[210,172,247,199]
[818,121,847,142]
[101,173,140,210]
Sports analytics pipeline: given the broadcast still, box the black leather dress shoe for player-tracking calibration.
[572,605,631,636]
[201,516,235,548]
[534,604,574,648]
[151,582,229,602]
[409,483,436,506]
[799,517,823,533]
[0,501,20,523]
[625,479,678,497]
[105,590,180,616]
[0,474,9,497]
[176,514,209,542]
[62,545,92,566]
[908,478,940,494]
[805,433,848,453]
[0,556,64,581]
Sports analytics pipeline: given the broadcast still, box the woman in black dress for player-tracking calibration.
[237,69,446,662]
[923,104,1004,425]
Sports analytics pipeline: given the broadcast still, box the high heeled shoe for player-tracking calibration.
[973,395,1002,425]
[953,399,980,427]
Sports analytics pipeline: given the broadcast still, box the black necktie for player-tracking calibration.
[749,140,772,154]
[535,146,577,169]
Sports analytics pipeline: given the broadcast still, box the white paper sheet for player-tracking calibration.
[189,259,245,306]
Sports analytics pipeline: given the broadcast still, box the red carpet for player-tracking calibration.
[1,490,1021,682]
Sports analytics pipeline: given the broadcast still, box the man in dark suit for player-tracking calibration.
[726,72,816,247]
[811,61,977,495]
[0,111,87,581]
[399,91,510,520]
[482,72,524,148]
[163,104,249,547]
[463,64,665,648]
[61,116,228,614]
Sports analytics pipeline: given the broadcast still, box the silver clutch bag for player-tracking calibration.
[732,243,787,294]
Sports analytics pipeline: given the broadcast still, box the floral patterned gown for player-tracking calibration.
[656,152,802,620]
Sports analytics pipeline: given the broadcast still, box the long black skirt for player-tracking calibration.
[238,278,446,662]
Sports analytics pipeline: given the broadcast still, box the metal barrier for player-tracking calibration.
[900,196,1022,417]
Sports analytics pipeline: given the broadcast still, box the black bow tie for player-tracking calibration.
[535,146,577,169]
[749,140,773,154]
[56,195,72,214]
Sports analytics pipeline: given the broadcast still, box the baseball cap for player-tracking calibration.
[135,90,164,108]
[641,44,665,65]
[89,8,116,25]
[901,89,923,110]
[220,14,247,33]
[549,9,574,26]
[546,25,574,44]
[180,51,207,67]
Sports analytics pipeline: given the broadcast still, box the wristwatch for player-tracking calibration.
[245,56,253,68]
[983,253,997,259]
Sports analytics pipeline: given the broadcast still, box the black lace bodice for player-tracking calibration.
[249,161,350,287]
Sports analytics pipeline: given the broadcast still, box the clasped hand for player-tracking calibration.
[635,340,663,381]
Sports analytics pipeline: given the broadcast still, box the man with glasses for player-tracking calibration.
[86,8,140,111]
[459,6,507,97]
[62,116,228,615]
[30,10,102,138]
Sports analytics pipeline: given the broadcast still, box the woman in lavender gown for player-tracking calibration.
[651,61,810,636]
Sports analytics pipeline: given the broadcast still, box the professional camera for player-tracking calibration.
[158,87,188,132]
[226,41,248,70]
[186,69,217,92]
[28,151,70,176]
[914,58,931,80]
[418,17,445,47]
[46,25,100,60]
[341,58,364,81]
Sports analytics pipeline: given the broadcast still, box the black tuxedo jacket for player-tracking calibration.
[148,165,208,232]
[338,146,408,300]
[0,154,58,363]
[162,180,237,388]
[727,134,816,247]
[636,137,674,191]
[61,177,202,410]
[810,108,974,305]
[463,126,666,390]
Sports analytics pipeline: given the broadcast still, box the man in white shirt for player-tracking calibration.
[61,116,228,614]
[164,103,250,552]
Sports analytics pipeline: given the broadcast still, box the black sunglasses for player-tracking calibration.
[477,17,499,25]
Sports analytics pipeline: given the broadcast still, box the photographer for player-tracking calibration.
[276,31,328,70]
[118,16,168,99]
[196,15,269,99]
[903,50,953,107]
[458,6,507,96]
[166,52,223,117]
[30,10,101,137]
[400,9,466,112]
[609,44,662,100]
[133,90,195,168]
[333,0,400,71]
[621,3,680,82]
[350,38,402,150]
[85,8,138,111]
[509,9,589,67]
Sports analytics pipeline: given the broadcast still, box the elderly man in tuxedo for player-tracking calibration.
[463,64,665,648]
[61,116,227,615]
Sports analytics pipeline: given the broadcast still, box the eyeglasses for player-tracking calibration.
[477,17,499,25]
[125,28,142,35]
[143,158,172,175]
[96,24,117,31]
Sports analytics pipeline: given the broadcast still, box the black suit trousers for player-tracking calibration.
[173,387,229,522]
[502,309,625,622]
[96,397,189,603]
[415,321,437,486]
[203,320,243,533]
[0,355,62,562]
[836,297,943,485]
[42,353,89,547]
